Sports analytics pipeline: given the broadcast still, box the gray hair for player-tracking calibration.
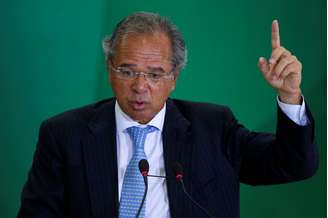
[102,11,187,75]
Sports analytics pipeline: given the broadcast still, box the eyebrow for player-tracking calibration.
[118,63,166,73]
[118,63,137,68]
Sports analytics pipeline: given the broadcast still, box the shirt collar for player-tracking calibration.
[115,100,166,133]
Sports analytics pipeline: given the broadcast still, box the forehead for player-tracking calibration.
[113,33,172,68]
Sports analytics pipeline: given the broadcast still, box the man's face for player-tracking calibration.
[108,33,177,124]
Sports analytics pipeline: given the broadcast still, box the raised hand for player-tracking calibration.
[258,20,302,104]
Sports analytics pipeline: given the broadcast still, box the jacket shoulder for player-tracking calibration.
[43,98,114,128]
[170,98,232,116]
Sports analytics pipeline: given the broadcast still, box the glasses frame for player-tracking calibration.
[109,62,175,83]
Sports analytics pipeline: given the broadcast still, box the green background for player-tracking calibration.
[1,0,326,217]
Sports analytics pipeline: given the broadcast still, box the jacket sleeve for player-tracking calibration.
[223,104,319,186]
[17,120,65,218]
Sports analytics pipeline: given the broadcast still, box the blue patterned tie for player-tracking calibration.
[119,126,157,218]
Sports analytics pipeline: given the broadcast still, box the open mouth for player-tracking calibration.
[129,101,147,110]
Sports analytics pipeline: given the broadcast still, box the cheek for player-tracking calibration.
[110,79,127,99]
[152,83,174,102]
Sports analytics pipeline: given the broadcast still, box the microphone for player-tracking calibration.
[139,159,149,177]
[136,159,149,218]
[172,162,214,218]
[137,160,214,217]
[172,162,183,181]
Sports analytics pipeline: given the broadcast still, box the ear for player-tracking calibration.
[108,73,112,85]
[107,69,113,87]
[170,77,177,92]
[107,59,112,70]
[106,58,113,85]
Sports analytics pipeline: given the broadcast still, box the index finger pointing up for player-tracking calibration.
[271,20,280,49]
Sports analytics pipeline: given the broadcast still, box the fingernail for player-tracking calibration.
[259,57,264,62]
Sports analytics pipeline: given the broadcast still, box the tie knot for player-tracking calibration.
[126,126,157,151]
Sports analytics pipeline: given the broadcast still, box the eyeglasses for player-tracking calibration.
[110,64,175,83]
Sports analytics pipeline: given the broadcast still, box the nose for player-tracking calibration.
[131,74,150,93]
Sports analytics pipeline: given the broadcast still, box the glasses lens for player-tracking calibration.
[112,66,173,83]
[120,68,135,78]
[146,72,165,82]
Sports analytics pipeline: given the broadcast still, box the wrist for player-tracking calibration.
[278,89,302,105]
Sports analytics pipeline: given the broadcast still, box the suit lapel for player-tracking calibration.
[163,99,192,218]
[82,99,119,218]
[81,98,193,217]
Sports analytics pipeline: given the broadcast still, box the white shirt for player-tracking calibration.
[114,98,308,218]
[115,102,170,218]
[277,96,308,126]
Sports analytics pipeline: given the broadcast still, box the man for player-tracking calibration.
[18,12,318,218]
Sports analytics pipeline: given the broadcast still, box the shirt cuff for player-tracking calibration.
[277,96,309,126]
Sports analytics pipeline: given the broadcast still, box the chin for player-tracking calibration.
[131,113,153,124]
[132,116,150,124]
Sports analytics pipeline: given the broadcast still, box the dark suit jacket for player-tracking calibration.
[18,98,318,218]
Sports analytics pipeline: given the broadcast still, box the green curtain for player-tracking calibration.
[0,0,325,217]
